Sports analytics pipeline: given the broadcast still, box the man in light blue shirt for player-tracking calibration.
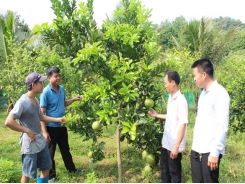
[40,66,83,181]
[41,84,66,127]
[190,58,230,183]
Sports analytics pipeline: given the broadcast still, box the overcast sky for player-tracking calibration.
[0,0,245,29]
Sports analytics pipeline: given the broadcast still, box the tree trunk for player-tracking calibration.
[7,97,13,112]
[116,125,123,182]
[193,90,198,112]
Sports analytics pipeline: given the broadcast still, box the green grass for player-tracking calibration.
[1,108,245,182]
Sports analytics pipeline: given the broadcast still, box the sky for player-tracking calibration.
[0,0,245,29]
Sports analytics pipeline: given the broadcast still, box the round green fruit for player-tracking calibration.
[88,151,93,158]
[138,118,147,125]
[146,154,156,166]
[92,121,102,131]
[142,150,148,160]
[135,102,140,109]
[144,98,154,108]
[144,164,152,172]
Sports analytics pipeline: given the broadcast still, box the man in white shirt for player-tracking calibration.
[191,58,230,182]
[148,70,188,183]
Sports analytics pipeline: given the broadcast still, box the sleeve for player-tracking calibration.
[10,99,24,119]
[210,90,230,157]
[177,96,188,125]
[36,98,42,116]
[40,90,48,108]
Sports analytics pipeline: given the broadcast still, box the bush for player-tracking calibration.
[0,159,22,183]
[85,171,98,183]
[216,52,245,132]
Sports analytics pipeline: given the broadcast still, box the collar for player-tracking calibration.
[203,80,217,93]
[48,83,60,91]
[170,90,181,102]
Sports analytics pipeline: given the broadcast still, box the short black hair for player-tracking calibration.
[46,66,60,77]
[27,85,32,91]
[191,58,214,77]
[26,80,39,91]
[165,70,180,85]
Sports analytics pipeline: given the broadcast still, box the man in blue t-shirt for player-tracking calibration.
[40,66,83,181]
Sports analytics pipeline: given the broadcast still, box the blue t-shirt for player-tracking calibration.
[40,84,66,127]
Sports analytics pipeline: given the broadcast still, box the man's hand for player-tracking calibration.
[148,109,158,118]
[170,146,179,159]
[59,118,66,124]
[43,132,51,143]
[26,129,37,143]
[73,95,82,101]
[207,155,219,171]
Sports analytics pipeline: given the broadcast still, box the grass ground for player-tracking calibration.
[0,108,245,182]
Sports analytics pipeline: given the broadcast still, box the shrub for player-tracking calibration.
[0,159,21,183]
[216,52,245,132]
[85,171,98,183]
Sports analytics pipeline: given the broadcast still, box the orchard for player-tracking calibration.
[1,0,245,182]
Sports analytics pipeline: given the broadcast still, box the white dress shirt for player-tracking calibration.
[162,90,188,152]
[192,80,230,157]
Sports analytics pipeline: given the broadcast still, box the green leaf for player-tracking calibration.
[122,121,131,127]
[121,127,130,134]
[124,96,130,102]
[130,131,136,140]
[119,87,128,95]
[131,124,137,131]
[96,110,106,117]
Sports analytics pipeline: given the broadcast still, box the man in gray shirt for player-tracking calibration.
[5,72,66,183]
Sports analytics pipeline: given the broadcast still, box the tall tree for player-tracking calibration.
[72,0,167,182]
[0,11,31,109]
[213,16,245,30]
[0,11,31,61]
[36,0,172,182]
[175,17,238,63]
[229,30,245,52]
[35,0,101,59]
[156,16,187,50]
[0,10,16,62]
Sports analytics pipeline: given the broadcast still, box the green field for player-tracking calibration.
[0,108,245,183]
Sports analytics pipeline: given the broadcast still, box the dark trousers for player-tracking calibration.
[160,147,182,183]
[190,150,222,183]
[47,126,76,179]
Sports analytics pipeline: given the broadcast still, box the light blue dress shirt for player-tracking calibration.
[192,80,230,157]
